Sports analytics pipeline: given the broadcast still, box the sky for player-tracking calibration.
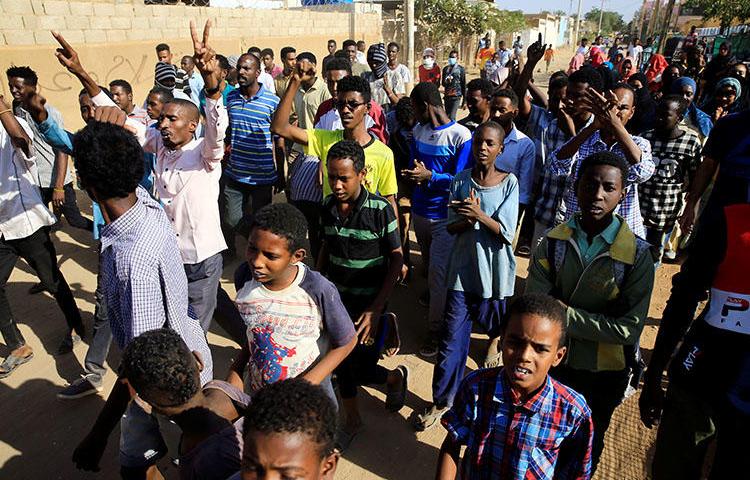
[497,0,643,23]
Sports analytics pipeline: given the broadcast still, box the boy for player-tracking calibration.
[403,81,472,357]
[527,151,655,470]
[416,122,519,430]
[317,140,407,447]
[639,198,750,479]
[156,43,172,65]
[230,378,340,480]
[437,293,593,480]
[120,329,249,480]
[458,78,494,132]
[638,95,702,258]
[229,203,357,400]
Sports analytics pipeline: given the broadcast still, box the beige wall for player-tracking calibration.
[0,0,382,128]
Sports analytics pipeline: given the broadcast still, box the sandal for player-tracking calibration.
[413,404,448,431]
[385,365,409,412]
[0,352,34,379]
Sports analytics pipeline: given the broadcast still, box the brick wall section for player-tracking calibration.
[0,0,382,127]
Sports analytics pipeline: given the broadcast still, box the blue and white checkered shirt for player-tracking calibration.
[99,187,213,384]
[550,130,654,238]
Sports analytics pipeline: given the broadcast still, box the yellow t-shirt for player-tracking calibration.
[304,129,398,198]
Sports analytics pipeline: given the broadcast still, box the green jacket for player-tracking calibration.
[526,216,656,372]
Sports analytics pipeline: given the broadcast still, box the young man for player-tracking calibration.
[0,93,85,376]
[198,54,236,114]
[317,140,407,448]
[180,55,205,106]
[271,61,398,217]
[260,48,283,79]
[155,43,172,64]
[551,83,655,239]
[638,95,702,259]
[322,39,337,72]
[356,40,367,64]
[497,40,512,67]
[512,35,524,59]
[274,46,297,98]
[544,46,555,72]
[343,39,369,77]
[229,203,356,398]
[230,378,340,480]
[639,197,750,479]
[458,78,494,132]
[120,329,249,480]
[109,79,148,123]
[362,43,404,113]
[418,48,441,86]
[527,151,655,470]
[387,41,412,85]
[441,50,467,121]
[222,50,281,252]
[437,293,594,480]
[7,66,92,238]
[404,82,472,357]
[154,61,194,104]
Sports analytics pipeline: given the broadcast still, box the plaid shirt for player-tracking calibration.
[638,129,702,230]
[529,108,595,228]
[100,187,213,385]
[550,131,654,238]
[442,368,593,480]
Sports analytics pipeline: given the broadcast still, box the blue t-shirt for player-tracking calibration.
[410,121,472,219]
[446,169,519,299]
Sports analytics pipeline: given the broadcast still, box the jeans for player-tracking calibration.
[444,96,462,121]
[433,291,505,407]
[184,253,223,332]
[41,183,94,231]
[220,174,273,243]
[0,227,83,350]
[552,366,629,472]
[83,284,112,384]
[413,215,454,336]
[291,199,322,261]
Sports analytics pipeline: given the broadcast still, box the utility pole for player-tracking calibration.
[404,0,415,88]
[647,0,662,40]
[636,0,647,40]
[656,0,677,54]
[574,0,582,48]
[598,0,605,36]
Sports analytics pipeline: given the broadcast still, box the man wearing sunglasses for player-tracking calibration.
[271,59,398,221]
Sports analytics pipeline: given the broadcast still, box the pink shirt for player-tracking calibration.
[92,91,228,264]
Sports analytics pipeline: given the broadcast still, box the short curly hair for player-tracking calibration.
[410,81,443,108]
[492,88,519,108]
[337,75,371,104]
[72,121,145,199]
[576,150,629,189]
[327,140,365,172]
[568,66,604,92]
[324,57,352,75]
[395,97,415,127]
[466,78,495,99]
[506,293,568,347]
[6,66,38,86]
[250,203,308,253]
[244,378,337,458]
[119,329,201,408]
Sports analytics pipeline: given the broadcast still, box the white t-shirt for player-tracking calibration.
[389,63,412,85]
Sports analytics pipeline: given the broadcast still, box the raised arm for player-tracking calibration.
[52,31,101,99]
[270,61,313,146]
[514,34,546,120]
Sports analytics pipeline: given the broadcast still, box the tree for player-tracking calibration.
[584,8,626,34]
[685,0,750,30]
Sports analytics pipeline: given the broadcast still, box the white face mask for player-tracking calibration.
[423,57,435,68]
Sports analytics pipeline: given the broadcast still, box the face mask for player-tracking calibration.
[448,57,457,66]
[423,58,434,68]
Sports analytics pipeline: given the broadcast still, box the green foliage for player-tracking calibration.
[415,0,526,46]
[584,8,626,34]
[685,0,750,29]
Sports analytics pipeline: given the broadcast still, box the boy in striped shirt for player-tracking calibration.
[317,140,407,449]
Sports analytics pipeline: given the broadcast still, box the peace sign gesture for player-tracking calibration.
[190,20,216,75]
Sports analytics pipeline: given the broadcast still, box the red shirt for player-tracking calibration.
[418,65,441,86]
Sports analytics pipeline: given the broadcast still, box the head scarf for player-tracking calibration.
[367,43,389,79]
[670,76,712,137]
[716,77,742,102]
[154,61,177,88]
[619,57,636,81]
[670,76,697,98]
[590,48,605,68]
[567,53,584,75]
[645,54,669,82]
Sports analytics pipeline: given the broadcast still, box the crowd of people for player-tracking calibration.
[0,19,748,479]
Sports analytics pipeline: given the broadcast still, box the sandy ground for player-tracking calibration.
[0,47,675,479]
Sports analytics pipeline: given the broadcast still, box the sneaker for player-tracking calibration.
[663,249,677,261]
[57,374,103,400]
[419,336,439,358]
[56,333,82,355]
[418,290,430,307]
[414,404,448,431]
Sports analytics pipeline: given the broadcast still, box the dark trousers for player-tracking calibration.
[220,175,273,245]
[41,183,94,231]
[433,290,505,408]
[552,366,629,472]
[184,253,223,332]
[335,341,389,399]
[444,96,462,121]
[291,199,322,261]
[0,227,83,350]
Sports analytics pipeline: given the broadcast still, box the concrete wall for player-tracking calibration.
[0,0,382,128]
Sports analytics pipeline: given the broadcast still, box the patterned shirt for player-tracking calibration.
[99,187,213,385]
[550,130,654,238]
[226,84,280,185]
[639,129,702,230]
[442,368,593,480]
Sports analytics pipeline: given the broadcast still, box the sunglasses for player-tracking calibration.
[335,99,367,111]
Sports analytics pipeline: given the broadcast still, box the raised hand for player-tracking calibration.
[52,31,85,75]
[293,58,317,85]
[190,20,216,75]
[526,32,546,65]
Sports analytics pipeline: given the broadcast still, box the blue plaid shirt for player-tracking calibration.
[100,187,213,384]
[550,130,654,238]
[442,368,593,480]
